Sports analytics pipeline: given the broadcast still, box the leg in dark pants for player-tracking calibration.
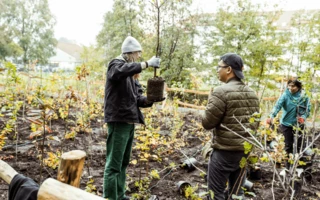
[281,124,305,169]
[207,150,247,200]
[280,124,294,155]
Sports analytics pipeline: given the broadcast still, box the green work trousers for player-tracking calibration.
[103,122,135,200]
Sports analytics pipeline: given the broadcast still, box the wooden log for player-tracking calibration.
[37,178,105,200]
[176,100,206,110]
[262,97,277,101]
[0,160,18,184]
[166,87,210,95]
[57,150,86,188]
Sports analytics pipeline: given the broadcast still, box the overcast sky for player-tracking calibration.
[48,0,320,46]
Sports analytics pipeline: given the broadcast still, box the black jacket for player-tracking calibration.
[104,55,152,124]
[9,174,39,200]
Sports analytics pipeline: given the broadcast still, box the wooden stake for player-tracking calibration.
[38,178,105,200]
[0,160,18,184]
[57,150,86,188]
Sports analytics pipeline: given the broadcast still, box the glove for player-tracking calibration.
[266,118,273,125]
[297,117,305,124]
[147,56,160,68]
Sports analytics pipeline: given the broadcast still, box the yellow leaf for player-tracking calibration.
[144,153,150,158]
[130,159,137,165]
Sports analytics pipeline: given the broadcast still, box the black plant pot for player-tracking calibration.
[181,157,198,172]
[249,167,262,180]
[291,179,302,198]
[147,77,165,102]
[177,181,191,196]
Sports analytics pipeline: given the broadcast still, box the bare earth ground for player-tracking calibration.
[0,107,320,200]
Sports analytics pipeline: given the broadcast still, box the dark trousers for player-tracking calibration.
[280,124,303,155]
[103,122,135,200]
[207,149,247,200]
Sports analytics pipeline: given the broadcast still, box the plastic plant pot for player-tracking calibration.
[244,179,253,191]
[181,157,198,172]
[249,164,262,180]
[177,181,191,196]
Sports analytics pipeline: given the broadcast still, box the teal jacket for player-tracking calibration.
[270,89,311,126]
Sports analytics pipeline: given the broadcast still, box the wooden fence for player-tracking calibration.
[165,87,278,110]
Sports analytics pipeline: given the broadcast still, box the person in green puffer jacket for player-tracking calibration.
[266,78,311,168]
[202,53,259,200]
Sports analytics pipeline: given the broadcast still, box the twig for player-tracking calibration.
[177,149,206,174]
[220,124,263,150]
[271,163,276,200]
[221,122,286,190]
[148,168,173,191]
[232,116,265,149]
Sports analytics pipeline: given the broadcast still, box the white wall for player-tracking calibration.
[49,48,78,70]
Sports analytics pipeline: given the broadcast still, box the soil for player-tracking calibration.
[147,77,165,102]
[0,107,320,200]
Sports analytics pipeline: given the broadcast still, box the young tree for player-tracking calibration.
[142,0,199,87]
[0,0,56,66]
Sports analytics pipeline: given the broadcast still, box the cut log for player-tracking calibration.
[57,150,86,188]
[166,87,210,95]
[38,178,105,200]
[0,160,18,184]
[176,100,206,110]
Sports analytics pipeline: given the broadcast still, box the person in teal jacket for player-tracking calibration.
[267,78,311,164]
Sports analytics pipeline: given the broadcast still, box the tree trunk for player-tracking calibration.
[57,150,86,188]
[38,178,105,200]
[0,160,18,184]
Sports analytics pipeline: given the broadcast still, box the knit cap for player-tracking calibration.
[121,36,142,53]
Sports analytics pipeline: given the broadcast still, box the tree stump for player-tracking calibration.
[38,178,105,200]
[57,150,86,188]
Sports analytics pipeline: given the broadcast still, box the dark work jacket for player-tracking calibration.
[104,55,152,125]
[9,174,39,200]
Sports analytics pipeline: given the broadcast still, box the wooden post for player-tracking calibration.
[37,178,105,200]
[57,150,86,188]
[0,160,18,184]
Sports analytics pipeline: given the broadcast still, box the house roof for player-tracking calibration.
[57,41,83,61]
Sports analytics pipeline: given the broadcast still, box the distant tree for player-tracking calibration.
[96,0,145,63]
[288,11,320,85]
[0,0,56,65]
[0,1,22,60]
[0,26,22,60]
[81,45,105,78]
[204,0,288,90]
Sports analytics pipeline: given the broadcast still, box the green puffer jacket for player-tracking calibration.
[202,78,259,151]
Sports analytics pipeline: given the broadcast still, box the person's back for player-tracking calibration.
[202,53,259,200]
[203,78,259,151]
